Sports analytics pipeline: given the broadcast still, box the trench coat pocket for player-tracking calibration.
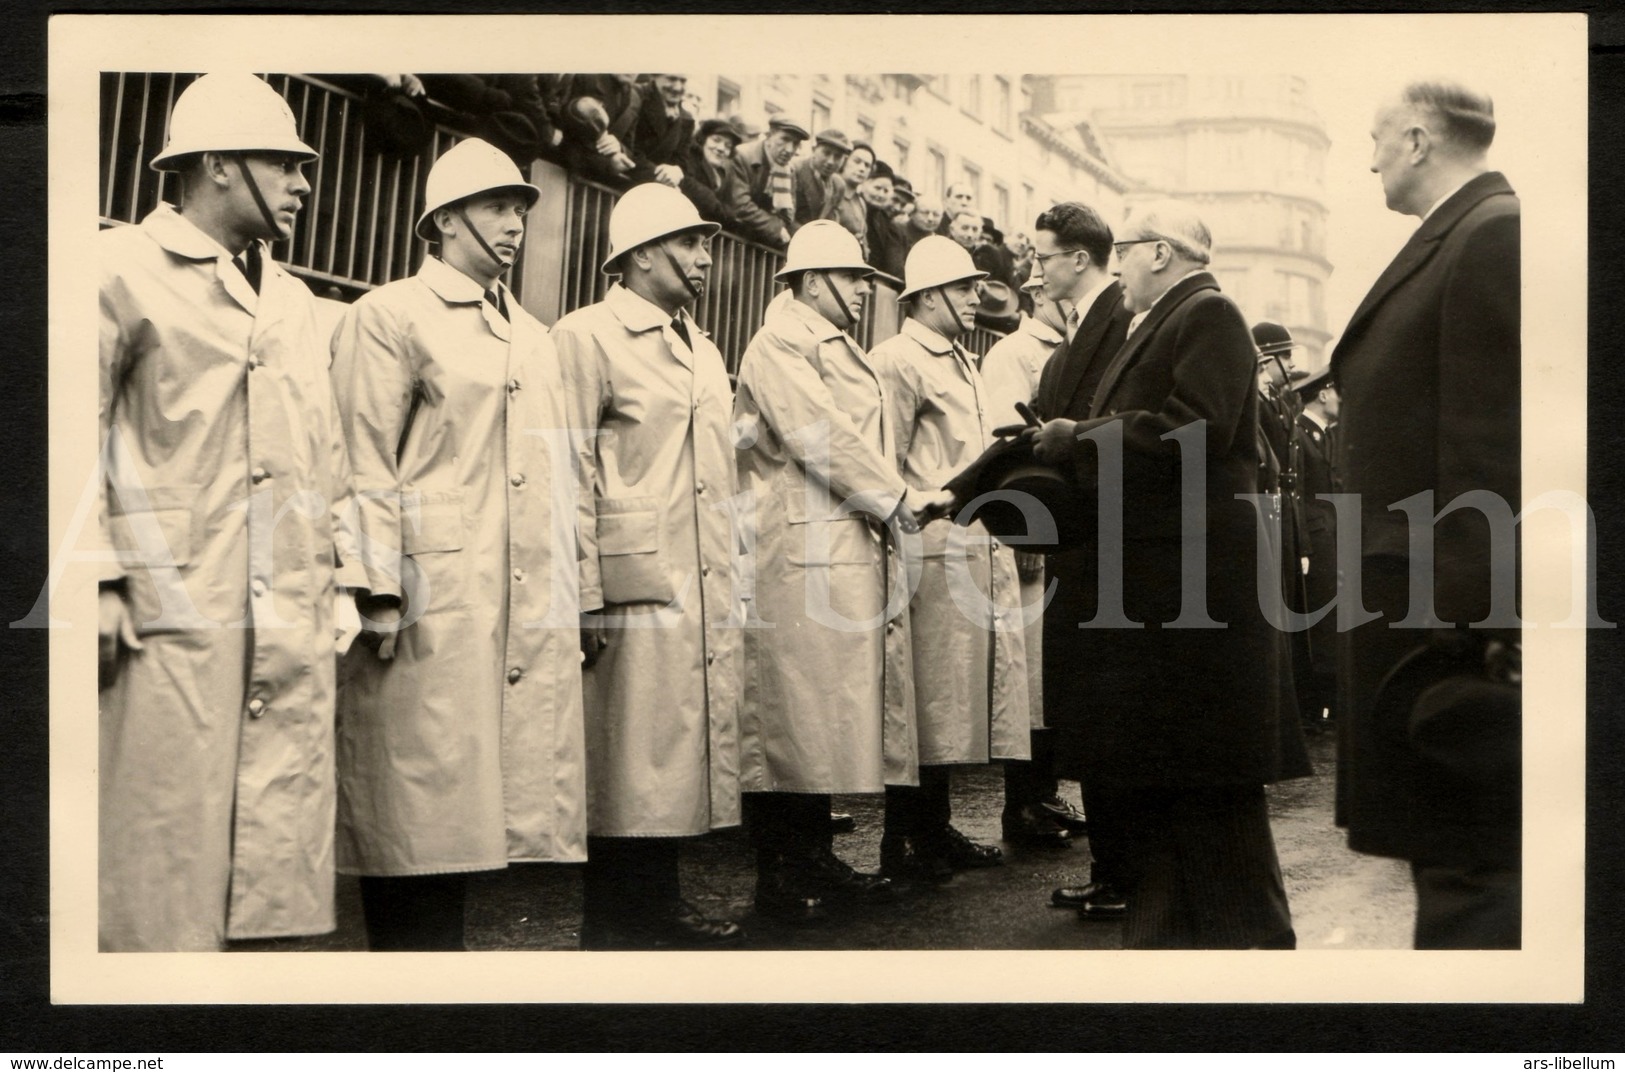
[400,489,468,612]
[597,496,675,605]
[786,515,876,567]
[109,484,199,634]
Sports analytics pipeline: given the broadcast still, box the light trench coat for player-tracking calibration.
[733,296,918,793]
[330,256,587,875]
[873,318,1030,764]
[979,313,1063,730]
[97,205,365,950]
[552,285,742,837]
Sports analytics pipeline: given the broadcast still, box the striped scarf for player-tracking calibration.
[769,161,794,218]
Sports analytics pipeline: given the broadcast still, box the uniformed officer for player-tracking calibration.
[331,139,588,950]
[732,221,954,922]
[97,72,365,952]
[870,235,1030,885]
[552,184,745,949]
[1293,366,1341,729]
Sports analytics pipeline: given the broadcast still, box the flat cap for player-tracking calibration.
[813,128,854,153]
[767,115,810,140]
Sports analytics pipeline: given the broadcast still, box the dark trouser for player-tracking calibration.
[1080,777,1129,889]
[1412,862,1521,949]
[1002,728,1059,810]
[744,791,832,867]
[358,873,469,952]
[582,836,682,925]
[1114,783,1296,950]
[884,765,951,836]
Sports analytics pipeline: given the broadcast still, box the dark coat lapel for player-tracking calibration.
[1046,280,1123,418]
[1089,272,1218,418]
[1335,172,1514,357]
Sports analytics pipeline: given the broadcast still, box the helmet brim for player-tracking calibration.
[414,181,543,242]
[898,269,988,301]
[150,138,319,172]
[600,219,722,274]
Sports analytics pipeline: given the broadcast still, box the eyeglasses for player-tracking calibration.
[1032,248,1083,266]
[1112,237,1168,258]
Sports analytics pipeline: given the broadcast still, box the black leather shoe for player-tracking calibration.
[1037,795,1089,834]
[829,811,856,835]
[1001,805,1074,849]
[880,833,954,885]
[805,850,896,904]
[929,825,1003,870]
[1050,882,1127,918]
[754,863,828,924]
[582,902,747,950]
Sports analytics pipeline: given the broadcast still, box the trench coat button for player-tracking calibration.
[512,567,525,582]
[706,651,716,666]
[251,578,267,597]
[507,667,523,684]
[695,481,707,495]
[251,466,270,484]
[885,621,896,634]
[508,378,522,393]
[990,538,1001,550]
[246,697,265,717]
[701,565,712,578]
[511,473,526,487]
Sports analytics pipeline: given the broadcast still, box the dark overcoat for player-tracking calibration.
[1050,271,1310,791]
[1330,171,1520,869]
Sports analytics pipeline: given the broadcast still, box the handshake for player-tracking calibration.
[892,486,958,535]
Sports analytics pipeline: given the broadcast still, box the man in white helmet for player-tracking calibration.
[980,276,1075,852]
[96,73,365,951]
[551,184,744,949]
[330,138,588,950]
[869,235,1030,886]
[732,220,953,922]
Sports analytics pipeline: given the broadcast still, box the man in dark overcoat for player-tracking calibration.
[1293,367,1340,728]
[1332,81,1521,949]
[1037,199,1310,949]
[1019,202,1135,912]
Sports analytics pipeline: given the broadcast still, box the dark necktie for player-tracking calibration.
[233,244,261,294]
[670,316,692,350]
[483,288,508,322]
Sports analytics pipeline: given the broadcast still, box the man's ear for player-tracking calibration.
[199,151,233,189]
[434,207,457,242]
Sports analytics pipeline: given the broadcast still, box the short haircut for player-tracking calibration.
[1122,199,1212,265]
[1033,201,1113,268]
[950,210,982,228]
[1402,80,1496,153]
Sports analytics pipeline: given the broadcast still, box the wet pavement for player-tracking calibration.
[239,730,1415,954]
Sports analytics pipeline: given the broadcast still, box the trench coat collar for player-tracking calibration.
[605,282,697,370]
[900,315,956,356]
[418,254,513,342]
[1336,171,1514,354]
[777,292,851,346]
[1089,271,1219,419]
[1018,312,1064,348]
[142,203,267,316]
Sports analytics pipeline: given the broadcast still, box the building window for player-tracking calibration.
[716,79,741,118]
[1021,183,1036,228]
[962,74,982,119]
[994,76,1012,136]
[887,76,916,105]
[855,115,876,147]
[811,95,832,133]
[961,161,982,208]
[993,182,1010,230]
[1130,81,1165,109]
[893,137,910,177]
[928,145,947,200]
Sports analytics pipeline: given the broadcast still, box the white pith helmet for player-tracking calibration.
[601,183,719,274]
[414,138,542,242]
[898,235,987,300]
[149,73,317,171]
[774,220,874,281]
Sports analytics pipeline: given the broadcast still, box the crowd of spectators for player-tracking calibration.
[352,71,1036,329]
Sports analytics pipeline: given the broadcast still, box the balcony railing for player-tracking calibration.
[100,71,1003,373]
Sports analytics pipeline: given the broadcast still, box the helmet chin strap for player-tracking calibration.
[817,270,856,331]
[229,153,283,240]
[454,205,514,274]
[657,242,703,304]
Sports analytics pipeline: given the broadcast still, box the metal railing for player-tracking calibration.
[99,72,1001,368]
[99,72,519,301]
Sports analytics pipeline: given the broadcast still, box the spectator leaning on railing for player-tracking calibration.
[728,115,808,249]
[864,160,909,280]
[554,74,644,188]
[629,74,695,189]
[793,128,853,230]
[680,117,746,229]
[829,140,874,253]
